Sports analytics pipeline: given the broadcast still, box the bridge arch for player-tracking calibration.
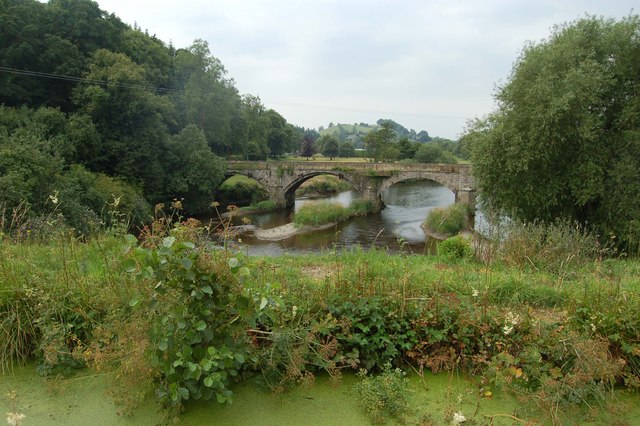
[378,172,457,199]
[283,171,359,208]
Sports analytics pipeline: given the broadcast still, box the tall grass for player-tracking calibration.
[498,219,609,274]
[293,199,374,227]
[423,203,469,236]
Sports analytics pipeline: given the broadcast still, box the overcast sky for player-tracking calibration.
[94,0,636,139]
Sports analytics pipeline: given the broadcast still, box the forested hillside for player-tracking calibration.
[0,0,302,229]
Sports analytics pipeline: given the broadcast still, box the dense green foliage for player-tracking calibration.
[2,224,639,422]
[466,15,640,252]
[0,0,300,227]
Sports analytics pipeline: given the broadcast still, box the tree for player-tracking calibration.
[363,122,395,161]
[466,15,640,251]
[322,136,339,160]
[339,141,355,158]
[73,49,170,200]
[300,137,315,159]
[263,109,293,158]
[415,144,456,164]
[164,124,225,213]
[397,138,418,160]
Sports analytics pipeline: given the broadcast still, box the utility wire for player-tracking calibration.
[0,65,469,121]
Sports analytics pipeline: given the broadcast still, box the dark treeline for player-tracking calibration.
[0,0,303,231]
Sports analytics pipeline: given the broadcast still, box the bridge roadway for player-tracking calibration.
[226,161,476,212]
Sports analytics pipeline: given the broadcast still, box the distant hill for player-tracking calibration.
[318,119,433,149]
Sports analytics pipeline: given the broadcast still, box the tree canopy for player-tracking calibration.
[466,15,640,251]
[0,0,299,228]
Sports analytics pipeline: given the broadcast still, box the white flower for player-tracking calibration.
[591,323,597,332]
[472,288,479,297]
[502,325,514,335]
[48,190,59,205]
[451,411,467,425]
[292,305,298,318]
[505,311,520,325]
[6,412,26,426]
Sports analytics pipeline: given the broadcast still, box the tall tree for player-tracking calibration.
[363,122,395,162]
[164,125,225,213]
[300,137,315,159]
[73,49,171,199]
[466,15,640,251]
[322,136,339,160]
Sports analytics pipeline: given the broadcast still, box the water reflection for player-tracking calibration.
[238,179,456,256]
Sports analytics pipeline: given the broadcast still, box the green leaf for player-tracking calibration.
[201,285,213,295]
[178,387,190,400]
[195,320,207,331]
[204,376,214,387]
[125,234,138,245]
[162,236,176,248]
[122,258,137,273]
[128,298,139,307]
[216,392,228,403]
[180,257,193,270]
[228,257,239,269]
[260,297,268,311]
[158,340,168,351]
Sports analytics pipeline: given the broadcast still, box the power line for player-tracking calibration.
[0,65,470,122]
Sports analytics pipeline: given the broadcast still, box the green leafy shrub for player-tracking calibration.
[354,363,410,425]
[437,235,472,260]
[125,235,259,408]
[423,203,468,236]
[327,296,419,371]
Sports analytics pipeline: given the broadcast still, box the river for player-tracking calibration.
[235,180,456,255]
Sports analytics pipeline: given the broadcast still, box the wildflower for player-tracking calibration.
[502,325,513,335]
[155,203,165,213]
[110,195,122,208]
[472,288,479,297]
[505,311,520,325]
[237,238,242,244]
[210,201,220,208]
[48,190,59,205]
[6,412,26,426]
[171,199,183,210]
[591,323,597,332]
[451,411,467,425]
[292,305,298,318]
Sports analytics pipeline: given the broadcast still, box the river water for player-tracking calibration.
[236,180,455,255]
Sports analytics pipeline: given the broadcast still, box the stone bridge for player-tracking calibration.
[225,161,476,212]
